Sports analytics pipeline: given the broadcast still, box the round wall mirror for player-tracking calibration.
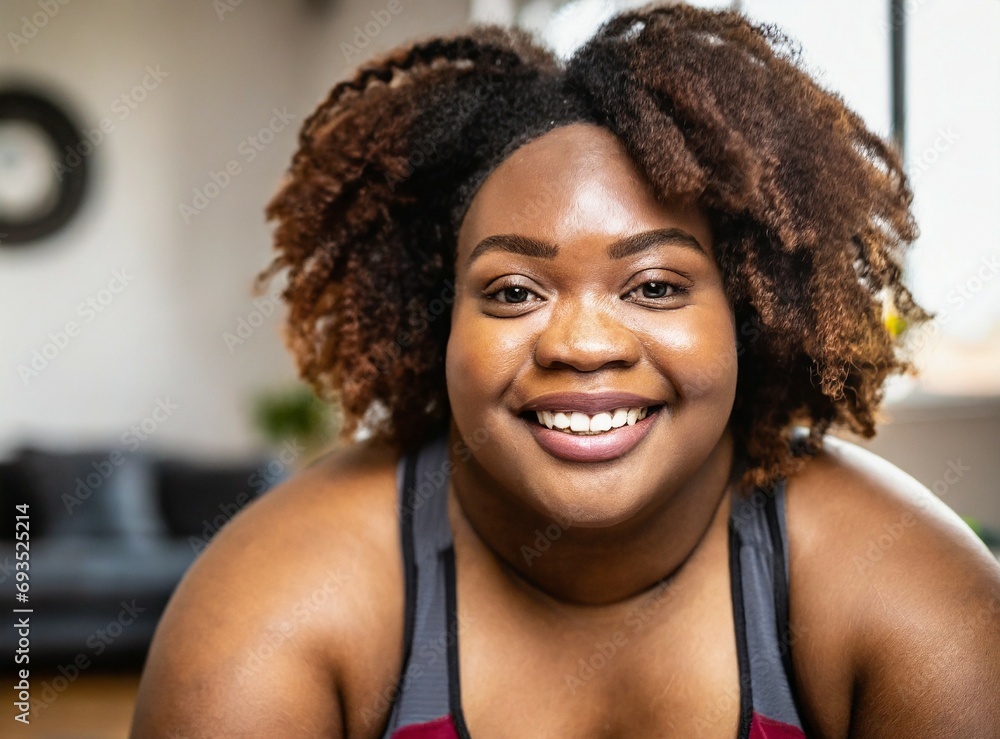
[0,89,89,246]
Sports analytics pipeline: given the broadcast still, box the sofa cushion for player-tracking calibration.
[153,458,268,543]
[14,447,164,541]
[0,459,49,539]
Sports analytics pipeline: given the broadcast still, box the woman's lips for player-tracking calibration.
[521,406,662,463]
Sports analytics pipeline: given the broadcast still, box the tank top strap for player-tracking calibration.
[728,477,806,737]
[381,432,462,738]
[401,432,455,559]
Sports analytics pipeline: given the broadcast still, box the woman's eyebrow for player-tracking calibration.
[466,227,706,266]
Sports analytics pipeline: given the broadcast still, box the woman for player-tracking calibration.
[131,4,1000,737]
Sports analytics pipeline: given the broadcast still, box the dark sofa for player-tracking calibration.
[0,444,285,670]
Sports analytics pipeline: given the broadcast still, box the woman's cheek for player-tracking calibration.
[652,313,737,402]
[447,305,531,409]
[445,306,473,408]
[446,301,500,409]
[678,348,738,403]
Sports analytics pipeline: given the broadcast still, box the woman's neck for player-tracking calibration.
[448,428,738,608]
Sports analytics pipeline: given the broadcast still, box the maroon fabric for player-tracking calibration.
[749,711,807,738]
[390,715,460,739]
[389,709,807,737]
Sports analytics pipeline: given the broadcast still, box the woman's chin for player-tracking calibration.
[516,479,657,531]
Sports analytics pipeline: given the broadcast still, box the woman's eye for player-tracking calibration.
[630,281,686,301]
[488,285,534,303]
[641,282,671,299]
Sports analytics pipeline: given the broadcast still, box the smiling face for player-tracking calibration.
[446,122,738,528]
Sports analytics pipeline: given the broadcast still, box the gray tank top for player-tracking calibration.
[379,433,807,739]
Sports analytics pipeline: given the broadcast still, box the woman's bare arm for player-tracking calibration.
[789,439,1000,737]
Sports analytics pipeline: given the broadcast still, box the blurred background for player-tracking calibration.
[1,0,997,735]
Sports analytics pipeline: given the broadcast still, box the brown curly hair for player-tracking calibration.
[257,2,931,491]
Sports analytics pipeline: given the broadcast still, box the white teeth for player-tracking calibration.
[589,412,613,433]
[569,412,590,432]
[532,406,654,435]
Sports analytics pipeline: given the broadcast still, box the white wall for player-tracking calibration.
[0,0,468,461]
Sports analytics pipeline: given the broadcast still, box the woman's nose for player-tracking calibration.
[533,296,642,372]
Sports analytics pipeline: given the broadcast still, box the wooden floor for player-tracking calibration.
[9,673,140,739]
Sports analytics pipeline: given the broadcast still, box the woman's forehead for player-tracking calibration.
[456,123,714,263]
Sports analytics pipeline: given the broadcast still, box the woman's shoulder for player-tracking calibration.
[179,436,407,662]
[782,436,1000,735]
[783,434,999,607]
[131,438,406,738]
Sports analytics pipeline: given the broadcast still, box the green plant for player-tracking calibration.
[252,385,339,453]
[961,515,1000,548]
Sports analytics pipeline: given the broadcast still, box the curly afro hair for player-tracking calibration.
[258,2,931,492]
